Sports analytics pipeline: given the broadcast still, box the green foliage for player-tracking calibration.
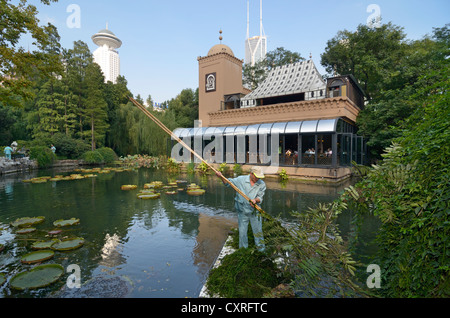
[119,154,162,169]
[233,164,242,175]
[265,201,367,297]
[0,0,59,107]
[96,147,117,163]
[51,133,90,159]
[218,163,229,175]
[166,157,180,173]
[29,146,55,167]
[321,22,407,101]
[197,161,209,174]
[279,168,289,181]
[186,162,195,174]
[322,23,449,159]
[343,62,449,297]
[206,248,281,298]
[82,150,104,164]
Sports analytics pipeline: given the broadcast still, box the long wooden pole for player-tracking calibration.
[128,96,267,216]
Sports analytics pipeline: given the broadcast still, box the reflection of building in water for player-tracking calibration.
[192,213,237,277]
[99,233,126,268]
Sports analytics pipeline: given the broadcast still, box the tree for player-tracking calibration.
[0,0,58,107]
[243,47,304,90]
[167,88,198,128]
[321,22,407,101]
[64,40,92,141]
[355,24,448,158]
[83,63,109,150]
[24,23,66,140]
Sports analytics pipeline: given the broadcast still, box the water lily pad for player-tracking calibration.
[0,273,5,286]
[165,191,177,195]
[187,189,206,196]
[21,250,54,264]
[187,184,201,190]
[137,189,156,194]
[53,218,80,227]
[0,244,4,252]
[137,193,161,200]
[52,237,84,251]
[11,216,45,228]
[121,184,137,190]
[10,264,64,290]
[31,178,47,183]
[31,240,57,250]
[16,227,36,234]
[48,229,62,235]
[144,181,163,189]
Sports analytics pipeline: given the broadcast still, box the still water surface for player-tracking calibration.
[0,167,353,298]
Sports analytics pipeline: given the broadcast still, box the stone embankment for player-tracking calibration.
[0,157,83,175]
[0,157,37,175]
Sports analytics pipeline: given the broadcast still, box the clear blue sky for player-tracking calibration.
[24,0,449,103]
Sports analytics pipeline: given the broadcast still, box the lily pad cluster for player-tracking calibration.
[122,180,206,200]
[0,216,84,291]
[186,183,206,196]
[21,167,132,184]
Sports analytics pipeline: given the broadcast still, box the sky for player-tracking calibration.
[22,0,450,103]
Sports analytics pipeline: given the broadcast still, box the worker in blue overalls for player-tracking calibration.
[216,166,266,251]
[3,145,13,160]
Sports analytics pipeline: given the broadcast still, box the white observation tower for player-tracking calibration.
[92,23,122,84]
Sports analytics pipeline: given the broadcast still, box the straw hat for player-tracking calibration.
[250,166,265,179]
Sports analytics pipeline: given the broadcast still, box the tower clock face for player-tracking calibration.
[205,73,216,92]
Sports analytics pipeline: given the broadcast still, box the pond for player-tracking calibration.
[0,166,363,298]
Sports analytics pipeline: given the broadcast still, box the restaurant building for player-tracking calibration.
[172,42,367,181]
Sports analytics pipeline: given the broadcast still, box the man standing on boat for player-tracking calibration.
[216,166,266,252]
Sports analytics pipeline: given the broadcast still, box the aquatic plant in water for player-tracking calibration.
[52,237,84,251]
[11,216,45,228]
[20,250,54,264]
[53,218,80,227]
[10,264,64,290]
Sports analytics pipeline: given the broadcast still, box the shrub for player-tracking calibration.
[51,133,90,159]
[29,146,55,167]
[82,150,104,164]
[96,147,117,163]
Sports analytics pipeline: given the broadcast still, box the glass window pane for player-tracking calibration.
[258,123,273,135]
[224,126,236,136]
[234,126,247,135]
[271,122,287,134]
[285,121,302,134]
[245,124,260,135]
[301,135,316,165]
[301,120,318,133]
[317,119,337,132]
